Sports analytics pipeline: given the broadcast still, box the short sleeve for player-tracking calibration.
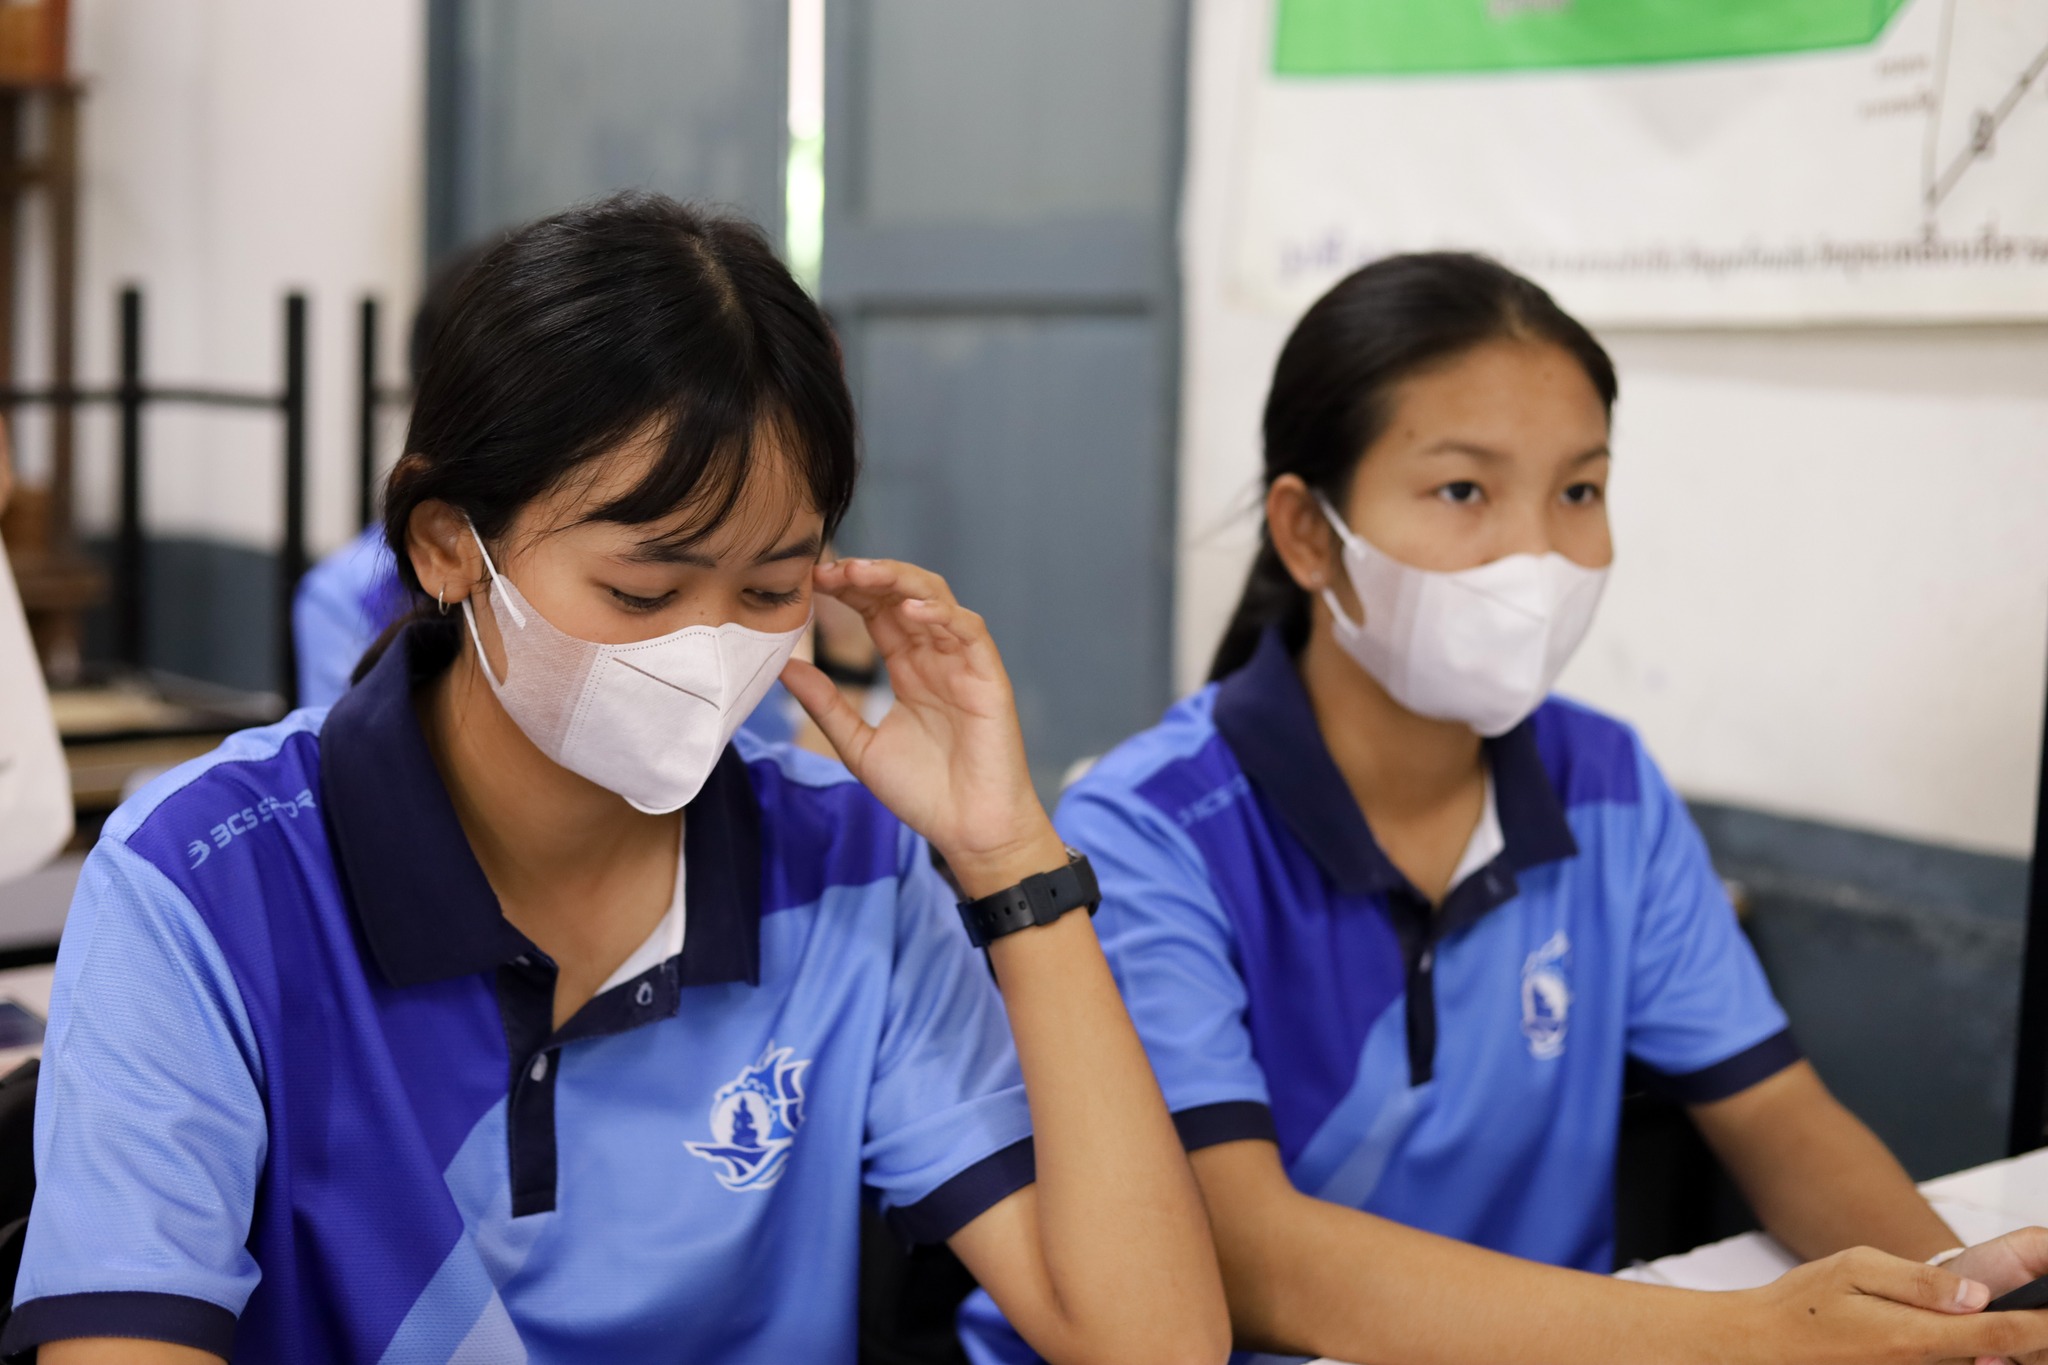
[3,839,268,1357]
[1623,744,1799,1105]
[1057,781,1274,1150]
[861,828,1034,1245]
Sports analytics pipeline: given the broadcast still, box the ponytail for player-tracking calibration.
[1208,536,1310,681]
[1207,252,1616,683]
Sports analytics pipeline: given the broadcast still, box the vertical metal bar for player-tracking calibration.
[357,296,379,530]
[279,293,308,709]
[115,285,144,671]
[2009,626,2048,1155]
[48,86,80,557]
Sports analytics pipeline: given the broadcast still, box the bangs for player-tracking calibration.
[588,392,850,549]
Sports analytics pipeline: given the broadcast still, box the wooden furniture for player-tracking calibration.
[0,0,92,682]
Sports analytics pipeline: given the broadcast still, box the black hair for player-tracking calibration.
[1207,251,1617,681]
[406,235,501,385]
[366,192,857,672]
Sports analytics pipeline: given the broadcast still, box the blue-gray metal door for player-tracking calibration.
[427,0,789,256]
[821,0,1189,793]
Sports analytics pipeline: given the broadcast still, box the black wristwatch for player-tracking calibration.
[955,848,1100,948]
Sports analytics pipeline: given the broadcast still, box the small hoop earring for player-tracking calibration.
[437,585,449,616]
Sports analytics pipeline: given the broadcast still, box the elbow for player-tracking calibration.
[1049,1309,1233,1365]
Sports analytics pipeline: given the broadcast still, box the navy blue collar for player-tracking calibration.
[318,621,762,990]
[1211,628,1577,917]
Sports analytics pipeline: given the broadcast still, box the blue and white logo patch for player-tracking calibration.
[1520,932,1572,1061]
[686,1042,809,1191]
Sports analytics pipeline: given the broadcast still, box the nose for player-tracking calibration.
[1496,497,1555,560]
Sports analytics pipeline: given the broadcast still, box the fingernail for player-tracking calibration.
[1956,1277,1989,1311]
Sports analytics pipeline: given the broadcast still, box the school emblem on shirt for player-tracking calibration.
[1520,932,1573,1061]
[685,1042,809,1191]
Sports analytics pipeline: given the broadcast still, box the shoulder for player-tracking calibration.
[106,711,330,871]
[1527,694,1655,811]
[86,712,335,976]
[734,732,911,910]
[1066,686,1242,824]
[1057,687,1245,882]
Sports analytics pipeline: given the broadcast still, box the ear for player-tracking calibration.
[1267,474,1340,597]
[405,497,485,611]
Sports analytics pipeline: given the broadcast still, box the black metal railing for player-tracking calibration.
[2,284,309,706]
[356,295,409,534]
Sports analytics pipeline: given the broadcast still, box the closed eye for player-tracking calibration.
[609,587,676,613]
[747,587,806,608]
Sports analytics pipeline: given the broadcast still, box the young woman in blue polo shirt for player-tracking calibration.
[10,194,1228,1365]
[962,253,2048,1365]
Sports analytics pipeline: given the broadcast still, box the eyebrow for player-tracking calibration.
[623,531,823,568]
[1421,440,1611,466]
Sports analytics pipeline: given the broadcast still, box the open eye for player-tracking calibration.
[1561,482,1605,507]
[608,587,676,614]
[1436,480,1484,507]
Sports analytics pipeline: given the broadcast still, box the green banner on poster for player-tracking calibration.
[1275,0,1914,75]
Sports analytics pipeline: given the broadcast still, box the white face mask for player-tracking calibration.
[1316,496,1607,737]
[460,526,808,813]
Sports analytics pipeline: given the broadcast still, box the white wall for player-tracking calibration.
[12,0,423,560]
[1179,0,2048,857]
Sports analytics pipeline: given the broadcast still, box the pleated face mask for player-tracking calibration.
[460,524,808,813]
[1316,496,1607,738]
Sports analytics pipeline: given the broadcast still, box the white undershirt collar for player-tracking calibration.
[595,817,688,994]
[1446,770,1504,896]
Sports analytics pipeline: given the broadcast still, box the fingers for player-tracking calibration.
[2001,1229,2048,1280]
[814,557,959,613]
[814,559,1004,679]
[781,657,875,771]
[1953,1309,2048,1362]
[1843,1246,1989,1314]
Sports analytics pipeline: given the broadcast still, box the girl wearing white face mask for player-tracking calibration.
[10,194,1228,1365]
[959,254,2048,1365]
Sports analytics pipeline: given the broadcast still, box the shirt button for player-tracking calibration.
[514,955,530,968]
[1418,949,1434,974]
[635,981,655,1007]
[529,1053,550,1083]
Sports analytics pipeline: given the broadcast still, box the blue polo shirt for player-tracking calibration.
[9,621,1035,1363]
[293,525,407,708]
[960,628,1795,1364]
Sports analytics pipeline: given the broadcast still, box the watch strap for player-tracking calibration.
[957,849,1100,948]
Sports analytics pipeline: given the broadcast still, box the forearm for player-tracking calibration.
[1216,1180,1745,1365]
[1693,1064,1955,1262]
[40,1341,223,1365]
[967,833,1227,1362]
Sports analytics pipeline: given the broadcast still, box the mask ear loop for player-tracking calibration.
[1313,494,1369,633]
[459,519,521,689]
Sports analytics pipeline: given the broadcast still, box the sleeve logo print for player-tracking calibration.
[186,790,318,868]
[685,1042,810,1191]
[1520,931,1572,1061]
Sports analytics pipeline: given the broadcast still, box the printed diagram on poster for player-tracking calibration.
[1229,0,2048,324]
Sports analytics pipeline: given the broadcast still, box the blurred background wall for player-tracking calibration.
[9,0,423,687]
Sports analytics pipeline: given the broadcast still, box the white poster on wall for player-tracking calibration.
[1229,0,2048,325]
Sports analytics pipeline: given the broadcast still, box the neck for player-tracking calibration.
[1296,621,1485,823]
[420,642,676,908]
